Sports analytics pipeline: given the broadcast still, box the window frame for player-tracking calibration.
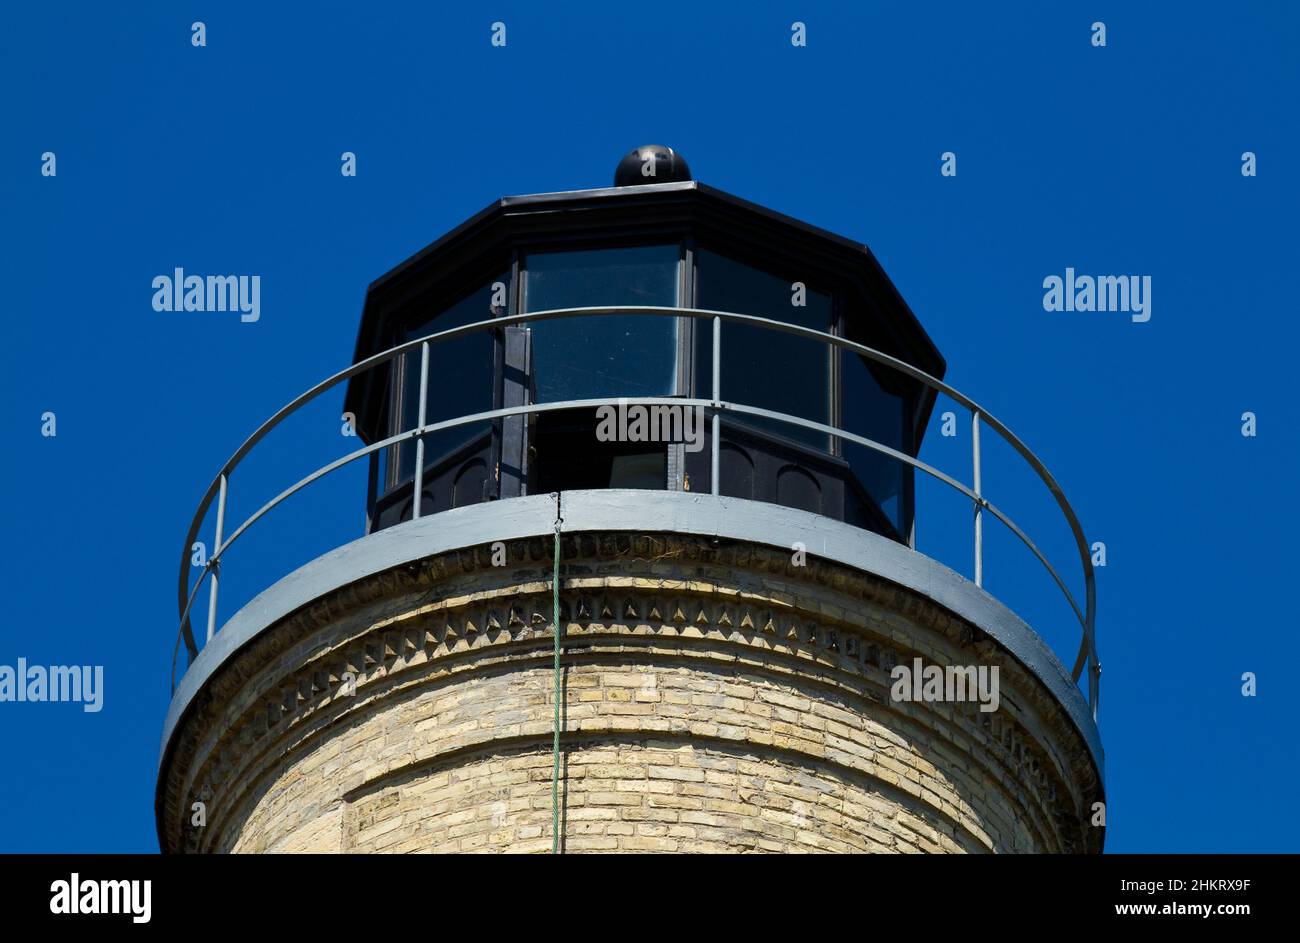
[518,237,688,394]
[690,243,837,453]
[382,264,513,493]
[691,242,919,541]
[518,236,689,491]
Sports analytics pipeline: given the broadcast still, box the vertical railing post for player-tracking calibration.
[365,449,379,535]
[972,410,983,587]
[710,316,721,496]
[411,341,430,520]
[206,473,227,642]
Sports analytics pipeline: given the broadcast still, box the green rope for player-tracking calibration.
[551,496,563,854]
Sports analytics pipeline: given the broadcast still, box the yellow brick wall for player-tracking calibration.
[159,533,1102,854]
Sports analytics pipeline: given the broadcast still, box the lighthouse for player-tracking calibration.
[157,145,1102,854]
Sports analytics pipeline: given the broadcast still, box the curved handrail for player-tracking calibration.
[174,306,1099,716]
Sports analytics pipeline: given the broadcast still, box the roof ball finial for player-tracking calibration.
[614,145,692,186]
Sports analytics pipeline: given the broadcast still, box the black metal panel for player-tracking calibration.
[684,419,901,542]
[370,430,494,532]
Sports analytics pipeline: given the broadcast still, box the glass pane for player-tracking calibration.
[393,275,505,483]
[842,354,907,534]
[524,245,679,402]
[695,249,831,449]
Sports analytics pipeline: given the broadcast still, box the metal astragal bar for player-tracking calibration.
[711,315,721,496]
[412,341,430,521]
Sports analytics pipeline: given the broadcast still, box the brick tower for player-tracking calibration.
[157,146,1103,853]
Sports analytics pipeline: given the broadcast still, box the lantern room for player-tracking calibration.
[343,145,946,544]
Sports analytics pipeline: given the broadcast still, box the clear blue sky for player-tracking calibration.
[1,2,1295,852]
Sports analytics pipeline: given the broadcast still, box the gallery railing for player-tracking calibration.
[171,307,1100,719]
